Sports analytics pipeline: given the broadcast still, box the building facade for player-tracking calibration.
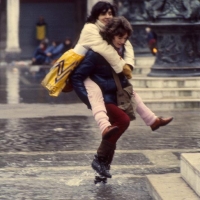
[0,0,112,61]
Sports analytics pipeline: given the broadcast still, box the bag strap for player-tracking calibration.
[112,70,124,95]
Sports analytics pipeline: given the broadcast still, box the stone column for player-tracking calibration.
[0,0,6,61]
[87,0,113,15]
[5,0,21,61]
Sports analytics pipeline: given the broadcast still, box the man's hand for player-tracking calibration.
[123,64,133,79]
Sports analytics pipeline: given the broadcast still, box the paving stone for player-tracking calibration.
[0,152,152,168]
[0,64,200,199]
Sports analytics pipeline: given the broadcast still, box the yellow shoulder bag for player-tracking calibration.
[41,46,86,97]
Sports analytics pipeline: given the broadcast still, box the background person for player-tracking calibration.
[36,16,47,44]
[46,37,72,64]
[145,27,157,55]
[31,41,47,65]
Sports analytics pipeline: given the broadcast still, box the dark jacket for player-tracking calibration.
[71,49,129,109]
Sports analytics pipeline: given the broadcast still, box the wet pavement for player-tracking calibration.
[0,64,200,199]
[0,65,80,104]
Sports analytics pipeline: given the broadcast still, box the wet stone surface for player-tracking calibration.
[0,112,200,152]
[0,177,152,200]
[0,153,152,168]
[0,65,200,199]
[0,66,81,104]
[0,112,199,199]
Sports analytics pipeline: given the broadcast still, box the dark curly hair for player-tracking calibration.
[86,1,117,23]
[101,16,133,44]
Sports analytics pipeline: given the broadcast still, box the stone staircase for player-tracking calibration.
[130,56,200,110]
[146,153,200,200]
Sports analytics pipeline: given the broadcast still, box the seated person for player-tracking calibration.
[44,40,59,64]
[32,41,47,65]
[46,37,72,64]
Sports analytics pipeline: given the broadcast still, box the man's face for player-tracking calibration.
[98,9,113,25]
[112,33,128,49]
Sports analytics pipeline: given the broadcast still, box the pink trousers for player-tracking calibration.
[84,78,157,133]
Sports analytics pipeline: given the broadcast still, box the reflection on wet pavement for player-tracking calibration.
[0,112,200,152]
[0,176,152,200]
[0,65,200,199]
[0,66,81,104]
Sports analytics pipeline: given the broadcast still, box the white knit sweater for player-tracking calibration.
[76,20,135,73]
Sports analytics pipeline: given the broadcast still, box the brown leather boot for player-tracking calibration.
[150,117,173,131]
[102,126,119,140]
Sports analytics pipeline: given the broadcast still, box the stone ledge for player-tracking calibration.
[146,173,199,200]
[181,153,200,197]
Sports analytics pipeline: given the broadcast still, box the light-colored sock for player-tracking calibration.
[93,109,110,134]
[134,92,157,126]
[84,78,111,133]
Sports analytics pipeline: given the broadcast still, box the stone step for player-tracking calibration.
[14,62,200,109]
[133,67,151,75]
[135,56,155,67]
[181,153,200,197]
[130,76,200,88]
[133,56,154,75]
[146,173,200,200]
[142,99,200,110]
[134,55,154,74]
[135,88,200,99]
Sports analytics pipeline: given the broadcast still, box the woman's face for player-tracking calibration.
[98,9,113,25]
[112,33,128,49]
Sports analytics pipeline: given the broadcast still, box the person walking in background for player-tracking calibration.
[145,27,157,55]
[36,16,47,44]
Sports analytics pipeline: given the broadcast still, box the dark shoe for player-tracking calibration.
[151,117,173,131]
[91,154,112,178]
[94,175,107,184]
[102,126,119,140]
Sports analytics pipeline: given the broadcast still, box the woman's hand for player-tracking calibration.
[123,64,133,79]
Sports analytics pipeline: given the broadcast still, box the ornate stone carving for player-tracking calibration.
[129,28,147,49]
[155,33,200,64]
[174,0,200,21]
[144,0,200,21]
[143,0,170,20]
[114,0,150,53]
[115,0,200,76]
[117,0,146,21]
[158,35,182,64]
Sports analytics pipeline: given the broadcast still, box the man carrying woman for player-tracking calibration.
[71,13,173,182]
[74,1,173,140]
[41,1,173,182]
